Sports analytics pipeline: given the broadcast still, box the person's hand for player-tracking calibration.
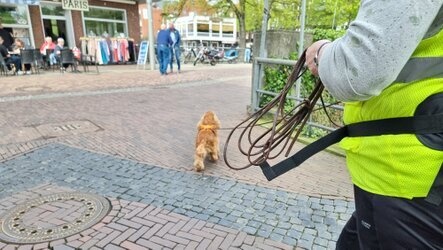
[306,39,331,76]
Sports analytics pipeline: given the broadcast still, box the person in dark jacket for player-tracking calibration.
[0,18,14,50]
[168,23,181,73]
[157,24,172,75]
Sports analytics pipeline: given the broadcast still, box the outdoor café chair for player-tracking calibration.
[59,49,79,73]
[33,49,45,70]
[20,49,39,75]
[0,53,14,76]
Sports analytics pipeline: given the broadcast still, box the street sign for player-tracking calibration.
[62,0,89,11]
[137,41,149,69]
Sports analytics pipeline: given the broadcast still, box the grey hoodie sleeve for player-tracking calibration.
[318,0,443,102]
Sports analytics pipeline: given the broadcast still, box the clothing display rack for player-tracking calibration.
[80,37,136,65]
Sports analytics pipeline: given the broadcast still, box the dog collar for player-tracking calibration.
[200,125,216,129]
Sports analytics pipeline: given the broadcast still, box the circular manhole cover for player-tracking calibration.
[15,86,51,92]
[0,192,111,244]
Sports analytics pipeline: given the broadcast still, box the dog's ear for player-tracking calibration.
[213,113,221,129]
[196,114,205,129]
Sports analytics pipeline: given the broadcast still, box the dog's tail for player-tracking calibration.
[194,140,207,172]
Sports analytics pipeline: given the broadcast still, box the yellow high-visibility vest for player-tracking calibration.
[341,25,443,198]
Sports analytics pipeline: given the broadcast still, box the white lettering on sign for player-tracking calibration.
[62,0,89,11]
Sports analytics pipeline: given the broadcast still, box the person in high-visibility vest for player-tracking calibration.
[306,1,443,249]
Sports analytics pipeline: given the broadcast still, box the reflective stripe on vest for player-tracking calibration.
[395,57,443,83]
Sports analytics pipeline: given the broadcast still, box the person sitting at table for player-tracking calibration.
[40,36,56,65]
[52,37,71,70]
[0,36,14,73]
[10,38,31,75]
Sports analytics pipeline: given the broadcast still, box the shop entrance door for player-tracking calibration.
[40,3,75,47]
[43,19,68,46]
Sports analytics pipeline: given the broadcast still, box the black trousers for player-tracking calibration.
[336,171,443,250]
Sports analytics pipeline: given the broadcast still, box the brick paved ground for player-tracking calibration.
[0,184,297,250]
[0,64,247,97]
[0,64,354,249]
[0,145,352,249]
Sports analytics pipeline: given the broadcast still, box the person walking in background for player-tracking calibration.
[168,23,181,73]
[306,1,443,249]
[157,24,172,76]
[244,43,251,63]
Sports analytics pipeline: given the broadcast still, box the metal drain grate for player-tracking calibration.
[36,120,102,138]
[0,192,111,244]
[53,124,82,132]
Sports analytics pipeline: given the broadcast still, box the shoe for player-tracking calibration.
[17,71,24,76]
[25,71,31,75]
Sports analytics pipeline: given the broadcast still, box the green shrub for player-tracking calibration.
[311,28,346,42]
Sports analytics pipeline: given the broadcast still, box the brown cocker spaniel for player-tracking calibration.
[194,111,221,172]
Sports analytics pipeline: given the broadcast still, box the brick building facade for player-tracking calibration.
[0,0,140,50]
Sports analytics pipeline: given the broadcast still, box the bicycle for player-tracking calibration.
[182,48,197,64]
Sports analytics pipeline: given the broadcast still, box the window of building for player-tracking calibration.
[197,22,209,37]
[41,4,64,16]
[222,24,234,37]
[0,4,32,46]
[187,23,194,36]
[83,7,127,37]
[212,22,220,37]
[0,5,28,25]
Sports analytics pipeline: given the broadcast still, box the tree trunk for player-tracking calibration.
[238,16,246,62]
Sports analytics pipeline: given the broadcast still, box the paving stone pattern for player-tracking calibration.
[0,71,352,200]
[0,144,353,249]
[0,185,292,250]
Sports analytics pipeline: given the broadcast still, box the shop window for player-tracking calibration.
[84,7,124,21]
[41,4,64,17]
[83,7,127,37]
[85,20,125,37]
[0,4,31,46]
[0,5,28,25]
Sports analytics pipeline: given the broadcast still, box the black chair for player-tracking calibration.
[33,49,45,71]
[59,49,79,73]
[79,54,99,74]
[0,53,8,76]
[0,53,15,76]
[20,49,37,74]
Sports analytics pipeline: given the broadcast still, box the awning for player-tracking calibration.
[0,0,40,4]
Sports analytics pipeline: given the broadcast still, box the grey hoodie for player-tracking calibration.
[318,0,443,102]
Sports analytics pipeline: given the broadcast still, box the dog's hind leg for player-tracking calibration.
[210,140,220,162]
[209,146,219,162]
[194,143,206,172]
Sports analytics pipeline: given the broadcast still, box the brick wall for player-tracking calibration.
[71,10,84,48]
[28,5,44,48]
[139,4,163,40]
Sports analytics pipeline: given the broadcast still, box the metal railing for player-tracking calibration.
[251,57,344,132]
